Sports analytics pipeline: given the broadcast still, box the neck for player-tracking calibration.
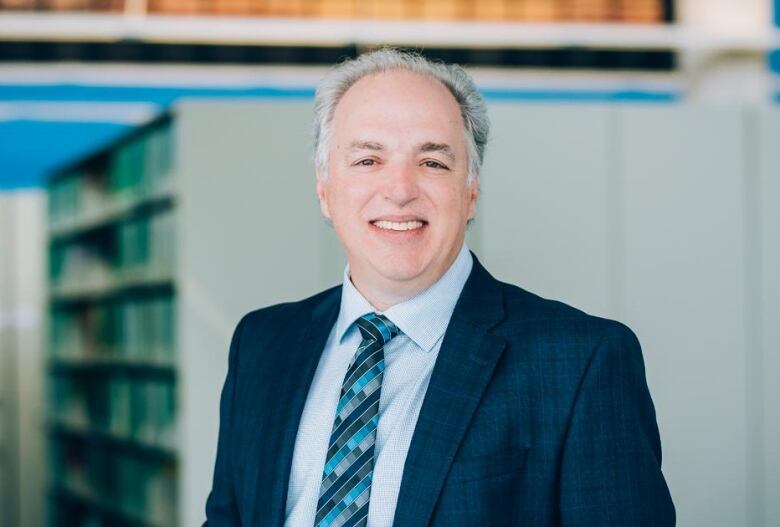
[348,275,421,312]
[348,246,464,312]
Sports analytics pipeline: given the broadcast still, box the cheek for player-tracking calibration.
[427,184,472,219]
[329,182,374,222]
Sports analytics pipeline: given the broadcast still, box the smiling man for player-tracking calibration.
[204,48,675,527]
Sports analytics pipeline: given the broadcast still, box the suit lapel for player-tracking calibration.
[392,254,507,527]
[249,287,341,527]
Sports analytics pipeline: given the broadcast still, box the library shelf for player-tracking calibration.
[46,113,179,526]
[48,356,176,376]
[50,483,162,527]
[1,13,778,53]
[49,186,175,242]
[48,419,177,461]
[50,273,175,304]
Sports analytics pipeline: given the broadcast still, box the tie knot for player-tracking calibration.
[356,312,399,345]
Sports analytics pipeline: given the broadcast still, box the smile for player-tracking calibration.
[371,220,426,231]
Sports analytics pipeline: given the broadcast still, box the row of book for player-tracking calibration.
[151,0,665,21]
[110,124,174,200]
[48,174,85,226]
[50,242,113,292]
[50,296,176,362]
[1,0,668,22]
[51,439,177,526]
[50,375,177,449]
[50,209,176,292]
[117,210,176,277]
[48,123,174,227]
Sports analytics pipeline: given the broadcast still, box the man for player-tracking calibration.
[204,48,675,526]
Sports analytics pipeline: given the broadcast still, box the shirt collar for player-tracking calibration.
[335,242,473,353]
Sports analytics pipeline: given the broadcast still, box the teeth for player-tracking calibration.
[373,220,425,231]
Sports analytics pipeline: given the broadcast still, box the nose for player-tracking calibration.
[382,161,419,207]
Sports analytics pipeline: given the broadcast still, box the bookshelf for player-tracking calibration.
[46,114,177,527]
[1,14,774,58]
[0,0,674,23]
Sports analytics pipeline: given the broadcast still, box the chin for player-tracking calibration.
[376,257,429,284]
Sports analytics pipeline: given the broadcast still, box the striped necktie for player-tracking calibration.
[315,312,400,527]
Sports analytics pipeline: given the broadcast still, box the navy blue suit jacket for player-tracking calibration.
[205,254,675,526]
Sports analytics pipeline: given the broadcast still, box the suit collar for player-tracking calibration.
[392,253,508,527]
[451,251,506,330]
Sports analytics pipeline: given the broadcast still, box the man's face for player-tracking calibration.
[316,69,478,298]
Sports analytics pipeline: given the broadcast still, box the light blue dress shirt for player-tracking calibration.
[285,242,473,527]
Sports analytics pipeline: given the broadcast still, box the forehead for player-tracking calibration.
[330,69,465,142]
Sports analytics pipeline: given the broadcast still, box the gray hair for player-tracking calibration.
[313,48,489,184]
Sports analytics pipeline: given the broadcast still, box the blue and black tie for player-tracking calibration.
[314,312,400,527]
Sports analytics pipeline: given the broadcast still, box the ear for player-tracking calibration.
[466,178,479,220]
[315,170,332,220]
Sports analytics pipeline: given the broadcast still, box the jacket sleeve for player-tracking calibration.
[559,322,676,526]
[203,314,248,526]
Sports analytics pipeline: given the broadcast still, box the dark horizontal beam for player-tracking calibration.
[0,41,677,71]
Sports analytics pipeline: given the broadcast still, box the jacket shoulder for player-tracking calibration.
[236,284,341,333]
[497,280,637,343]
[494,281,645,401]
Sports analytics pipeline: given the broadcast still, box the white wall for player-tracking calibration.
[677,0,775,103]
[758,108,780,527]
[0,191,46,527]
[679,0,771,33]
[0,193,18,527]
[618,107,748,526]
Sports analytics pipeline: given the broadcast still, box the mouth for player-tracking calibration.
[370,219,427,232]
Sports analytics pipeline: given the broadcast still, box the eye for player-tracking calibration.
[355,158,376,166]
[422,159,448,169]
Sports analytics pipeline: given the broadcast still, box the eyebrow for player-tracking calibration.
[418,142,455,162]
[349,140,384,152]
[348,140,456,162]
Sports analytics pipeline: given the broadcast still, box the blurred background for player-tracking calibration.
[0,0,779,526]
